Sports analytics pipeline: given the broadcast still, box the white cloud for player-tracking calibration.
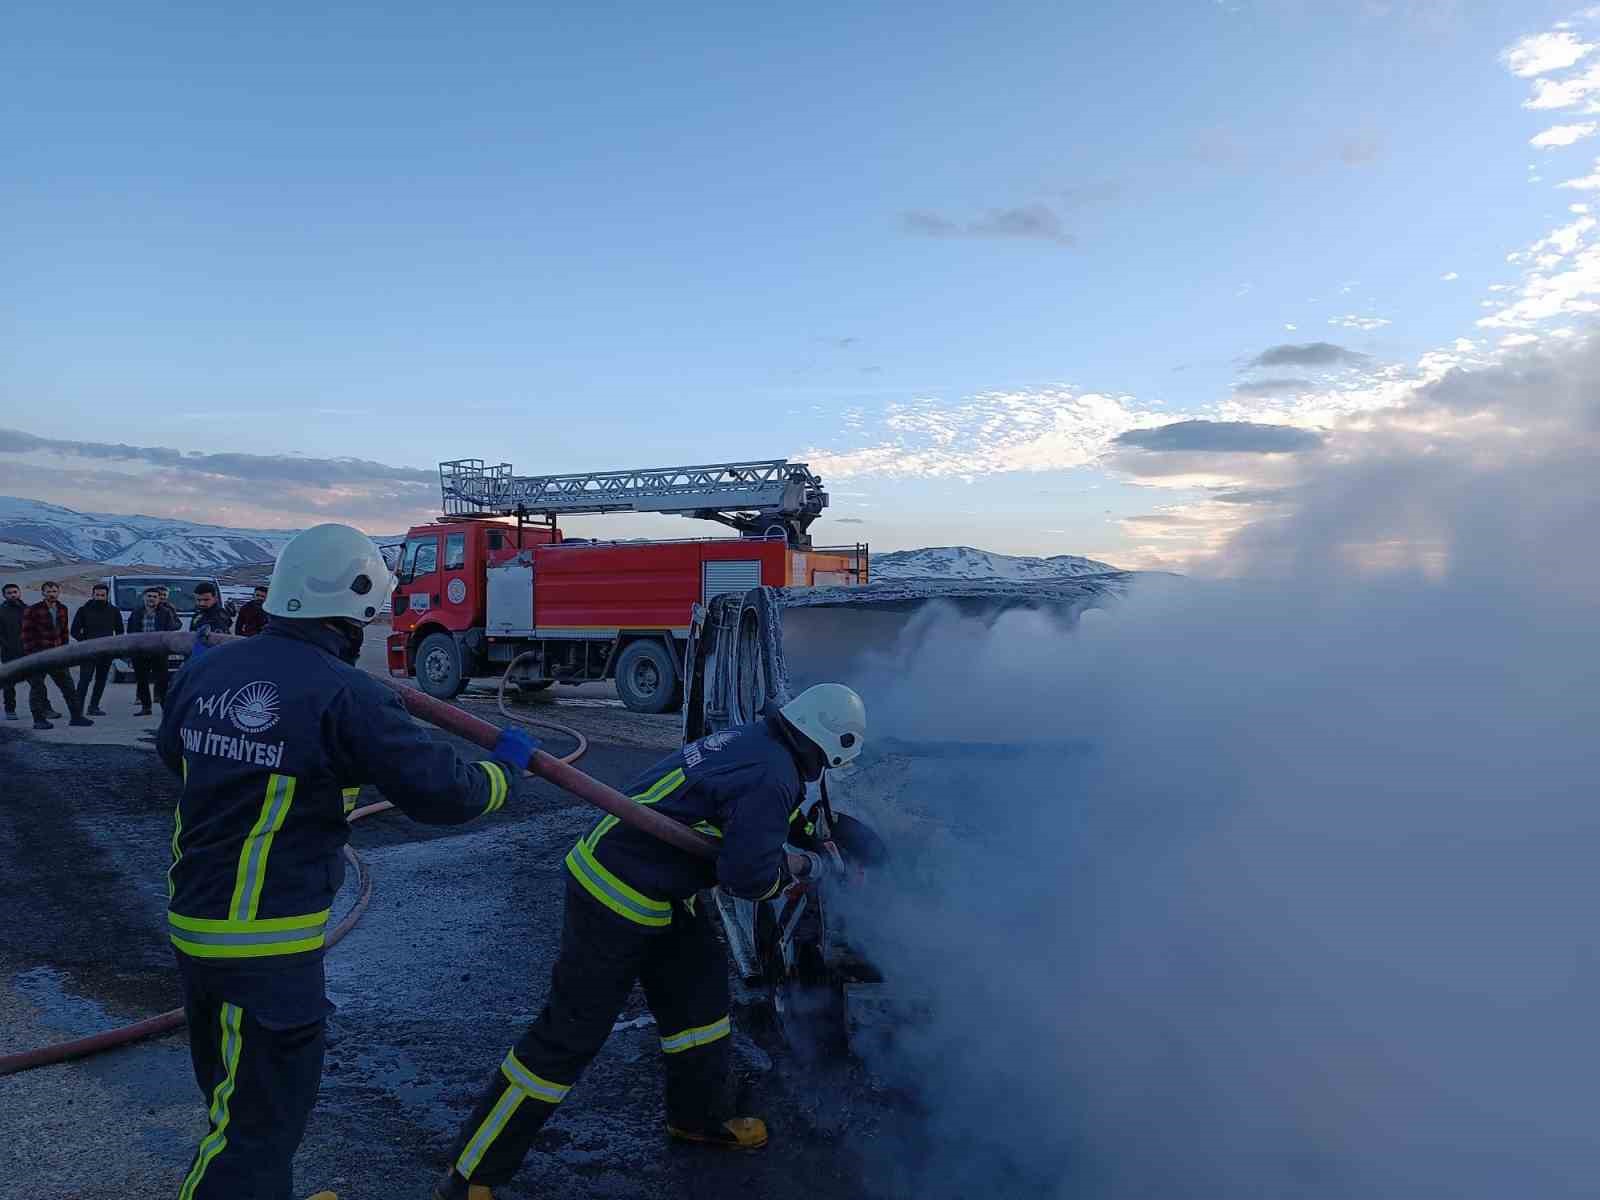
[1532,122,1598,147]
[1478,214,1600,330]
[1571,203,1591,212]
[1329,314,1392,331]
[1504,31,1596,79]
[1558,157,1600,188]
[1441,272,1460,281]
[1284,323,1298,331]
[1499,333,1541,347]
[1524,62,1600,109]
[804,389,1162,480]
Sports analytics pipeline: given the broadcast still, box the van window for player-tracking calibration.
[444,532,466,570]
[488,531,504,551]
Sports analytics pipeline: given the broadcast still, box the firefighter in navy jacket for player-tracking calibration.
[157,524,537,1200]
[434,682,866,1200]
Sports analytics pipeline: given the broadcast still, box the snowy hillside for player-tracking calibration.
[871,545,1118,580]
[0,497,317,570]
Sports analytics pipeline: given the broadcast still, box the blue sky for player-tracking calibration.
[4,0,1597,563]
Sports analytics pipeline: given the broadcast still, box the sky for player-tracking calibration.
[4,0,1599,566]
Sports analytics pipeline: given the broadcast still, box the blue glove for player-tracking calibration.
[491,727,541,772]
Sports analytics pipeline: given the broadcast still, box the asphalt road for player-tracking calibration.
[0,679,898,1200]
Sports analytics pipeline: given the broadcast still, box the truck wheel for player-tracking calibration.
[614,640,679,714]
[416,632,465,699]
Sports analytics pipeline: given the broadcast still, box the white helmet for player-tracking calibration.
[780,683,867,769]
[264,523,392,624]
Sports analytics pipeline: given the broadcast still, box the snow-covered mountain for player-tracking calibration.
[871,545,1119,580]
[0,498,1119,582]
[0,497,304,570]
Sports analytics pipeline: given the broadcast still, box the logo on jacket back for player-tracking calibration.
[195,680,281,733]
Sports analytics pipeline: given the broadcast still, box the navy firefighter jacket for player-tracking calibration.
[156,621,512,972]
[566,716,806,927]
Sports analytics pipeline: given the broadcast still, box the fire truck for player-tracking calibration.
[386,458,867,712]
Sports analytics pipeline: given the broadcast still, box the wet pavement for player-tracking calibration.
[0,680,896,1200]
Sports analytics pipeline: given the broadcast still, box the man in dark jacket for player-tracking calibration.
[70,582,124,716]
[433,682,866,1200]
[158,523,537,1200]
[127,586,180,715]
[1,582,24,720]
[234,585,269,637]
[190,581,233,636]
[20,581,92,730]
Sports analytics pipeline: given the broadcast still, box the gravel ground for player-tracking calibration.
[0,680,903,1200]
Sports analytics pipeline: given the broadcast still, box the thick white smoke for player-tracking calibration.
[827,339,1600,1197]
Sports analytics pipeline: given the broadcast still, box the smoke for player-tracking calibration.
[821,338,1600,1197]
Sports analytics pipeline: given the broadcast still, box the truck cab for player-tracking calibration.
[386,518,559,697]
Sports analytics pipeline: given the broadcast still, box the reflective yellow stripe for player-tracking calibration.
[692,821,723,838]
[586,768,686,848]
[228,774,295,922]
[754,876,783,901]
[342,786,361,816]
[659,1015,731,1054]
[500,1049,571,1102]
[455,1084,526,1179]
[477,760,508,814]
[169,910,330,932]
[564,842,672,927]
[179,1002,243,1200]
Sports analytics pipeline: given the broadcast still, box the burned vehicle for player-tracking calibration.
[680,576,1125,1058]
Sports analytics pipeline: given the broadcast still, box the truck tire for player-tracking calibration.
[416,632,466,699]
[614,639,679,714]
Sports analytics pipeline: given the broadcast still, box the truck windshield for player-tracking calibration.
[398,537,438,583]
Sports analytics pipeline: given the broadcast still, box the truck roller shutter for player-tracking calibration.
[703,560,762,604]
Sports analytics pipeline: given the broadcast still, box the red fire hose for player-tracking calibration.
[0,630,715,1076]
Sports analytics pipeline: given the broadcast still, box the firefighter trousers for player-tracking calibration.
[448,876,732,1187]
[176,969,325,1200]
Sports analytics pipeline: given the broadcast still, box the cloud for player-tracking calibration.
[1532,122,1599,147]
[901,204,1075,247]
[0,428,439,530]
[1558,157,1600,188]
[1329,314,1393,331]
[1502,30,1595,77]
[1247,341,1369,368]
[1478,214,1600,329]
[1524,62,1600,109]
[1232,378,1316,396]
[1114,420,1325,454]
[805,388,1155,480]
[1441,271,1460,280]
[834,517,867,525]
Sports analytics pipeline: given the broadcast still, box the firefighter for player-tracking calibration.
[432,682,867,1200]
[157,523,538,1200]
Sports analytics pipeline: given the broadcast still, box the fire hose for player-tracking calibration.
[0,630,716,1076]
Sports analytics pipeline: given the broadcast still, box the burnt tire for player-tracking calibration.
[416,632,466,699]
[614,639,679,714]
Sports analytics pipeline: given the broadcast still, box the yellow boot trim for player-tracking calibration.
[667,1117,769,1149]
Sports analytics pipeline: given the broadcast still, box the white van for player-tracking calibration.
[102,573,222,682]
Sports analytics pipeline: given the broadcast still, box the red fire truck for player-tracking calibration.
[386,458,866,712]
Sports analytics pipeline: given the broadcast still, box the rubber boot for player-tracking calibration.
[666,1117,768,1149]
[432,1169,494,1199]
